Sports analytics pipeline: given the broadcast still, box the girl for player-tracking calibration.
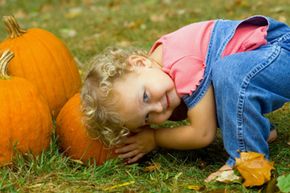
[81,15,289,181]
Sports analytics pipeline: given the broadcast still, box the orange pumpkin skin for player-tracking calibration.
[0,16,81,117]
[56,93,115,165]
[0,52,53,166]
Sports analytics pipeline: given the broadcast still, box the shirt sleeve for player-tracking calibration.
[163,55,205,96]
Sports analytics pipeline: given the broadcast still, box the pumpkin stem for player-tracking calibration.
[3,16,26,38]
[0,50,14,80]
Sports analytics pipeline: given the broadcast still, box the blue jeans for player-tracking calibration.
[212,33,290,166]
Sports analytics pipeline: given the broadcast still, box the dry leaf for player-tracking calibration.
[150,14,165,22]
[70,159,84,165]
[65,7,83,19]
[102,181,135,191]
[59,28,77,38]
[206,189,228,193]
[235,152,274,187]
[215,170,241,183]
[187,185,205,191]
[144,162,160,172]
[0,0,6,6]
[278,16,287,23]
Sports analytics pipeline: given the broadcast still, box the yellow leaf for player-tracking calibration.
[144,162,160,172]
[102,181,135,191]
[235,152,274,187]
[187,185,205,191]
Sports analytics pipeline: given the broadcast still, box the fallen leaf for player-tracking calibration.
[278,16,287,23]
[102,181,135,191]
[59,28,77,38]
[144,162,160,172]
[270,6,285,13]
[277,174,290,193]
[206,188,228,193]
[65,7,83,19]
[14,9,28,19]
[28,183,43,188]
[150,14,165,22]
[215,170,241,183]
[0,0,6,6]
[123,19,144,29]
[70,159,84,165]
[187,184,205,191]
[235,152,274,187]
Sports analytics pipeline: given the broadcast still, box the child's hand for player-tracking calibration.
[115,128,156,164]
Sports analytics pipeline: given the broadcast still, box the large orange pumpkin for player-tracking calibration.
[56,93,115,165]
[0,16,81,117]
[0,50,53,166]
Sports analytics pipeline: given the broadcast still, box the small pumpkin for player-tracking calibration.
[56,93,115,165]
[0,50,52,166]
[0,15,81,117]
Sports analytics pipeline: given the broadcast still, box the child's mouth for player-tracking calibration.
[166,93,170,109]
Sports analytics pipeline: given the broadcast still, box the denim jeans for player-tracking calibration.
[182,16,290,166]
[212,33,290,166]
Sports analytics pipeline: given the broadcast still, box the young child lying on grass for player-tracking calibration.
[81,15,289,181]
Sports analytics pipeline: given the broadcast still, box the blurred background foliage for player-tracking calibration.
[1,0,289,70]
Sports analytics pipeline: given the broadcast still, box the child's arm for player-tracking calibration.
[116,85,217,163]
[155,84,217,149]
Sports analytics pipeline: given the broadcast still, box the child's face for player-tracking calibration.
[113,59,181,131]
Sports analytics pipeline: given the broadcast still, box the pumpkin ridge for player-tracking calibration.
[23,36,54,105]
[30,31,74,105]
[30,29,81,91]
[38,35,69,105]
[6,84,13,153]
[20,31,66,111]
[30,88,51,151]
[13,40,27,79]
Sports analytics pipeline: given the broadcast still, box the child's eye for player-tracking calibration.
[143,91,149,103]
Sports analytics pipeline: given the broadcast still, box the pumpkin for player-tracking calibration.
[0,50,52,166]
[0,16,81,117]
[56,93,115,165]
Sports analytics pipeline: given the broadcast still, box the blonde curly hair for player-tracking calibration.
[81,47,147,146]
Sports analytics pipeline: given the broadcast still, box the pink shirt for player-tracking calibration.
[149,20,268,96]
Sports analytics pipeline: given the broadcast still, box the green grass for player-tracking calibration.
[0,0,289,192]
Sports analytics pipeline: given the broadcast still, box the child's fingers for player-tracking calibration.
[127,153,145,164]
[115,143,137,154]
[118,149,139,159]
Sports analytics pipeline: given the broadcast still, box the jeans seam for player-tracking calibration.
[215,22,237,61]
[236,45,281,152]
[184,20,219,108]
[269,32,290,44]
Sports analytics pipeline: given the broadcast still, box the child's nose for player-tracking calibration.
[151,102,163,113]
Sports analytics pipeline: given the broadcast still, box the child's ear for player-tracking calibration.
[127,55,152,70]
